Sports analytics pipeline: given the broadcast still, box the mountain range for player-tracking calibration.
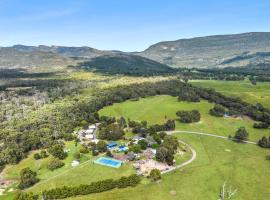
[1,32,270,72]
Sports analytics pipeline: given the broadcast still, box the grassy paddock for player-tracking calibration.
[66,134,270,200]
[191,80,270,108]
[99,95,270,141]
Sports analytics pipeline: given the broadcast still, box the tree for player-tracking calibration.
[209,104,226,117]
[153,133,162,144]
[218,182,237,200]
[156,147,174,166]
[92,149,99,156]
[40,150,48,158]
[97,140,107,152]
[80,120,88,128]
[118,117,127,128]
[156,147,168,163]
[73,152,81,160]
[48,144,67,160]
[47,158,65,171]
[106,150,113,157]
[258,136,270,148]
[99,124,124,140]
[159,132,167,139]
[129,144,142,153]
[253,122,269,129]
[176,110,200,123]
[138,139,148,150]
[149,169,161,182]
[18,168,39,189]
[162,135,179,153]
[79,146,89,154]
[234,127,249,142]
[33,153,41,160]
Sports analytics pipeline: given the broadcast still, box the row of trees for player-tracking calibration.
[40,174,141,199]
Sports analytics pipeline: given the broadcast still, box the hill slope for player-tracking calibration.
[75,53,175,76]
[137,32,270,68]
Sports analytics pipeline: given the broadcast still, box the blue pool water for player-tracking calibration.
[94,157,122,168]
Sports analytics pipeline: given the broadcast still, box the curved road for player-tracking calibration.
[162,140,197,174]
[166,130,257,145]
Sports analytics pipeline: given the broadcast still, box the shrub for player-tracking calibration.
[33,153,41,160]
[129,144,142,153]
[18,168,39,189]
[47,158,65,171]
[73,152,81,160]
[79,146,89,154]
[92,149,99,156]
[234,127,249,142]
[176,110,200,123]
[138,139,148,150]
[253,122,269,129]
[258,136,270,148]
[15,192,38,200]
[149,169,161,182]
[97,140,107,152]
[40,150,48,158]
[48,144,67,160]
[209,104,226,117]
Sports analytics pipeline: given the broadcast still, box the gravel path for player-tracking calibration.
[166,130,257,144]
[161,140,197,174]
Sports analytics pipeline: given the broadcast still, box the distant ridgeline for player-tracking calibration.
[70,52,270,80]
[72,53,176,76]
[1,79,270,170]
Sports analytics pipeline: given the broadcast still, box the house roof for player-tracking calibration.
[107,142,117,147]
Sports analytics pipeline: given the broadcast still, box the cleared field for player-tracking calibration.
[67,134,270,200]
[191,80,270,108]
[99,95,270,141]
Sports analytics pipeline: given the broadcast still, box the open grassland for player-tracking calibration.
[99,95,270,142]
[3,141,90,181]
[191,80,270,108]
[67,134,270,200]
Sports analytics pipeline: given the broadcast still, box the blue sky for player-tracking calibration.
[0,0,270,51]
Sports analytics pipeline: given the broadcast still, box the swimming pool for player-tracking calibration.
[94,157,122,168]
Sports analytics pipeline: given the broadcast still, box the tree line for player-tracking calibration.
[15,174,141,200]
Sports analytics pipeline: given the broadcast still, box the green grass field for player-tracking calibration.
[99,95,270,142]
[191,80,270,108]
[66,134,270,200]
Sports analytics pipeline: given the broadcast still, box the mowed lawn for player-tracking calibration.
[191,80,270,109]
[99,95,270,142]
[67,134,270,200]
